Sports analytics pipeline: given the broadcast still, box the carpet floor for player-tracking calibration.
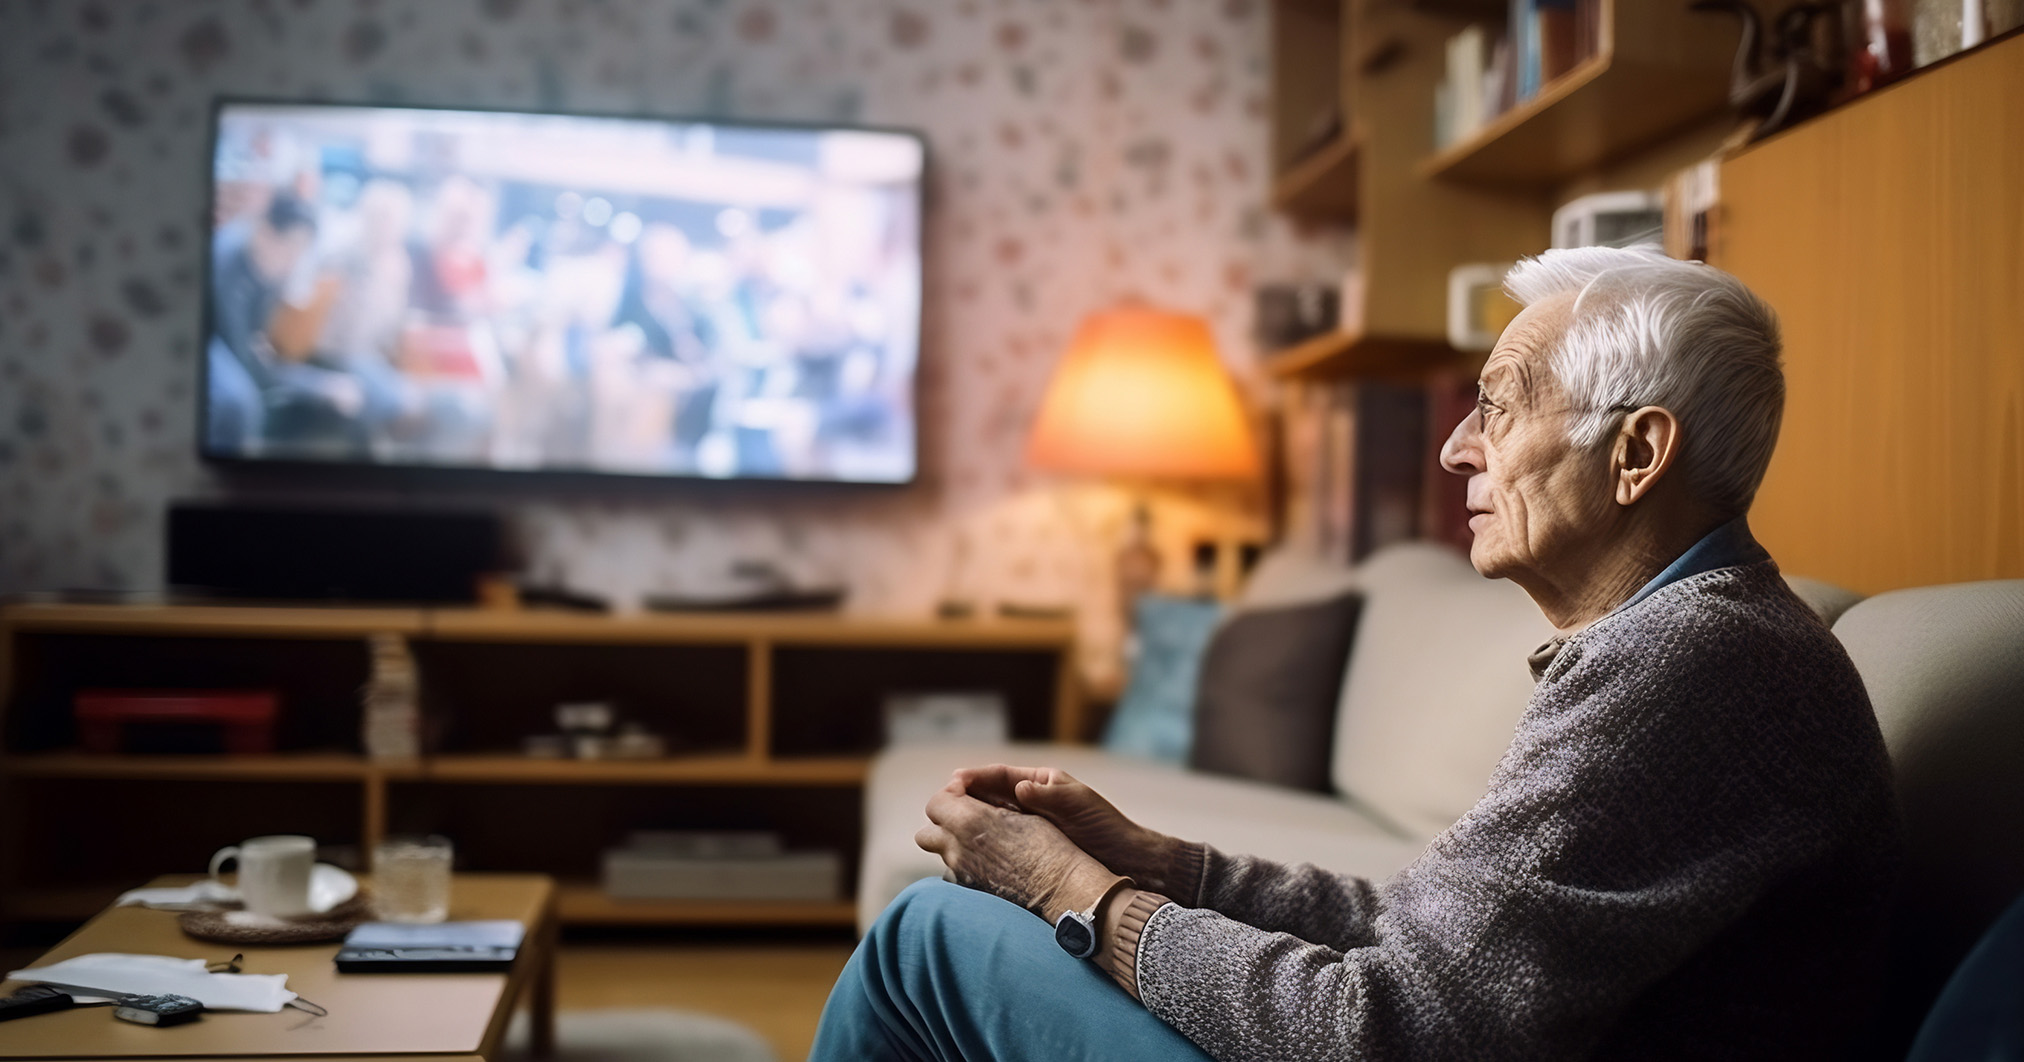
[502,1007,777,1062]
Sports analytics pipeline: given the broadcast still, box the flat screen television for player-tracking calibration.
[201,100,924,484]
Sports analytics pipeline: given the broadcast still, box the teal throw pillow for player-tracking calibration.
[1103,594,1224,763]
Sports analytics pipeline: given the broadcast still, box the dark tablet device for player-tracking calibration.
[335,920,524,974]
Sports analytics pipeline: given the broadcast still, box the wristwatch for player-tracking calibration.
[1053,876,1134,960]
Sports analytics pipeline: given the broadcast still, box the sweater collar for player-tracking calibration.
[1527,516,1768,681]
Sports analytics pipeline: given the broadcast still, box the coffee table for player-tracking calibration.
[0,873,555,1060]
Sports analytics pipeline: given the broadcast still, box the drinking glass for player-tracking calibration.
[372,834,453,923]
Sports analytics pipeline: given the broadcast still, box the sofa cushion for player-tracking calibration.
[857,741,1426,931]
[1190,592,1362,791]
[1102,595,1223,763]
[1234,546,1361,610]
[1331,542,1557,840]
[1785,574,1865,626]
[1833,578,2024,1043]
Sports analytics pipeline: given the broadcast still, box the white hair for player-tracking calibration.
[1503,245,1784,518]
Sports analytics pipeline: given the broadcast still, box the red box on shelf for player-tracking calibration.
[73,690,280,755]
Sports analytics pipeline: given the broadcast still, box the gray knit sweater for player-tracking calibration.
[1130,560,1901,1060]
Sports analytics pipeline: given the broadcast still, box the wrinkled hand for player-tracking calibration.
[948,765,1194,897]
[916,778,1116,923]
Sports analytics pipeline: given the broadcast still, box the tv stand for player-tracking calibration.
[0,603,1080,927]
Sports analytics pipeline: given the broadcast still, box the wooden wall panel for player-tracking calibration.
[1712,32,2024,594]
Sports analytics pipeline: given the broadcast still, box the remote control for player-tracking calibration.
[112,994,204,1027]
[0,986,75,1022]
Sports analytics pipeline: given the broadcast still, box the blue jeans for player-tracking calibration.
[1906,891,2024,1062]
[810,879,1214,1061]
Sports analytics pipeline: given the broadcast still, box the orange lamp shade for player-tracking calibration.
[1025,307,1261,480]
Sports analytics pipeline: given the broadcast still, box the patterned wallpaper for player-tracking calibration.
[0,0,1349,679]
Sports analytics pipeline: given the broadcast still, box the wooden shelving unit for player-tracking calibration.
[0,603,1078,928]
[1271,134,1361,221]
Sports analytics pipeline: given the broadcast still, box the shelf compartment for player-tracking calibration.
[1268,0,1360,222]
[1271,134,1360,222]
[1416,1,1739,188]
[418,753,867,786]
[4,631,381,754]
[770,646,1063,758]
[390,784,863,904]
[412,639,749,757]
[555,883,856,927]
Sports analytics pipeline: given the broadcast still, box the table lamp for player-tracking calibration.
[1025,306,1261,619]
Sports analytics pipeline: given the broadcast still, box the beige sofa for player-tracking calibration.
[857,540,2024,1050]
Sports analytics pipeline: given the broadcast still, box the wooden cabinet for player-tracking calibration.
[0,604,1078,926]
[1711,30,2024,593]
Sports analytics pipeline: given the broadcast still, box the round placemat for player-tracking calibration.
[178,894,373,945]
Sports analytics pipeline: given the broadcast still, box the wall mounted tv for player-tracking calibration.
[201,100,924,485]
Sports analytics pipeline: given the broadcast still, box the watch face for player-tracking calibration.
[1054,913,1096,959]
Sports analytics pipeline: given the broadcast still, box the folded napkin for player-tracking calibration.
[6,953,296,1012]
[114,880,239,910]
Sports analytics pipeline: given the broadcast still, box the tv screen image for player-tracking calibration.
[203,101,924,484]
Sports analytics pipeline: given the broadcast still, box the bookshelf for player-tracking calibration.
[1262,0,1546,377]
[0,603,1078,928]
[1418,0,1741,187]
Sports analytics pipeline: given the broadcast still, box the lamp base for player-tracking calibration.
[1116,500,1161,629]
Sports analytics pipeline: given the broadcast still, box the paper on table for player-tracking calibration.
[6,953,297,1012]
[114,880,239,909]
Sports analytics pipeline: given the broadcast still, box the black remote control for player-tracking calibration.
[112,993,204,1027]
[0,986,75,1022]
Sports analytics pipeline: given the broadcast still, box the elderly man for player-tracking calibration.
[810,246,1900,1060]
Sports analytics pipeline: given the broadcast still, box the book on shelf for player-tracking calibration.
[1537,0,1580,84]
[1440,26,1489,148]
[1435,0,1601,150]
[1284,380,1435,566]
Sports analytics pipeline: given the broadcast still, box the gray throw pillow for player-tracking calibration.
[1188,592,1362,792]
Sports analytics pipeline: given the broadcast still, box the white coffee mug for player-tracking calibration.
[209,834,315,918]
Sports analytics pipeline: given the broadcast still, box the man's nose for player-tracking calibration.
[1439,410,1483,477]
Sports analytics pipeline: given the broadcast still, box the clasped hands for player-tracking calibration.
[915,764,1183,925]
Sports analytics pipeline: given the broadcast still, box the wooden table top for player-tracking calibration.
[0,873,553,1060]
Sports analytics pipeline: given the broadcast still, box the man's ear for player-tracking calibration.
[1611,406,1684,507]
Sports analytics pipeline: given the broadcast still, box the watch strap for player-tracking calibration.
[1103,890,1170,996]
[1084,874,1136,923]
[1054,874,1134,961]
